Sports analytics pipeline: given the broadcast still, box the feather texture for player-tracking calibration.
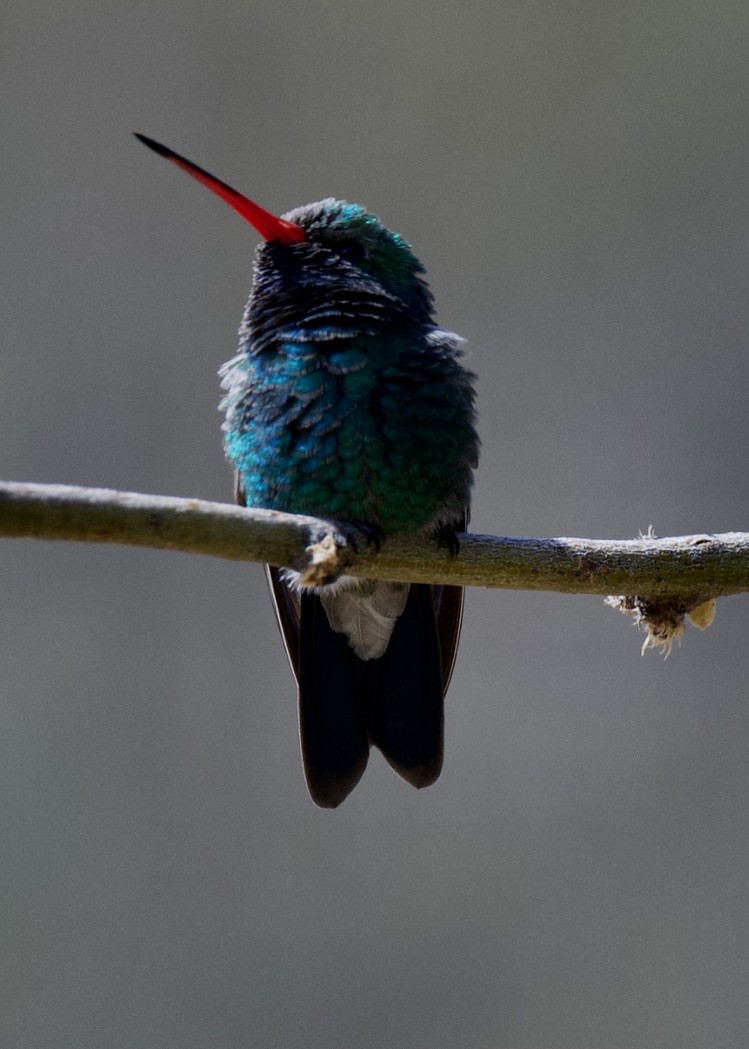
[320,580,410,660]
[136,138,480,806]
[225,200,479,806]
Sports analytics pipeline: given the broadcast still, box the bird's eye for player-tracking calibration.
[336,241,368,265]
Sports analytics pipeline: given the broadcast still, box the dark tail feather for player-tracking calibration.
[298,593,371,808]
[267,560,462,807]
[248,485,457,807]
[365,584,444,788]
[297,585,444,803]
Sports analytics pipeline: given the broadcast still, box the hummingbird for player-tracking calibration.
[135,134,479,807]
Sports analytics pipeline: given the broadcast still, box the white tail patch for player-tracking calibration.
[321,581,410,660]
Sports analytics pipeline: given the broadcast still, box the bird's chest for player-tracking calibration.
[280,342,404,491]
[227,338,442,529]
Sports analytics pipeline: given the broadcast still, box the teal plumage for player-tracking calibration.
[220,201,476,534]
[136,137,479,807]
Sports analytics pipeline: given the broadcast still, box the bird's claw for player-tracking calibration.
[434,524,461,557]
[346,520,385,553]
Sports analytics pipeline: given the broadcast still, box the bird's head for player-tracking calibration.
[283,198,425,292]
[135,135,432,318]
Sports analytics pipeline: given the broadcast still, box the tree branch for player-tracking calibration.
[1,481,747,603]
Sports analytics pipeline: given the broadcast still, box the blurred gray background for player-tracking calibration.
[2,1,748,1046]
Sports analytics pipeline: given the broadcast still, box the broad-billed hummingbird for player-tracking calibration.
[136,134,479,807]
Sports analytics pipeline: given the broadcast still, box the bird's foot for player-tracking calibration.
[434,524,461,557]
[346,520,385,553]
